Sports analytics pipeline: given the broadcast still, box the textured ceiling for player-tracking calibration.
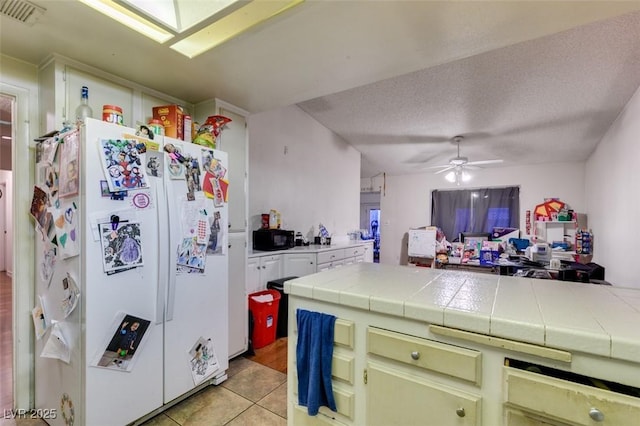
[299,11,640,177]
[1,1,640,178]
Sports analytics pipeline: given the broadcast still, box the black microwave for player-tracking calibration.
[253,229,295,251]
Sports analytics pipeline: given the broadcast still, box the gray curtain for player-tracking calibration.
[431,187,520,242]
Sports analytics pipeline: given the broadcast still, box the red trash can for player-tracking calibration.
[248,289,281,349]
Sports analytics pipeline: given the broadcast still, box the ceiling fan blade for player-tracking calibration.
[434,166,455,175]
[420,164,452,170]
[466,159,503,166]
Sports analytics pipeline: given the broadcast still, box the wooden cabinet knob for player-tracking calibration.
[456,407,466,418]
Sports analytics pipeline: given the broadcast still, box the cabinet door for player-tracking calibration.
[66,67,134,128]
[284,253,316,277]
[260,255,283,287]
[228,233,247,358]
[505,408,568,426]
[246,257,261,294]
[217,106,247,233]
[367,362,481,426]
[363,242,374,263]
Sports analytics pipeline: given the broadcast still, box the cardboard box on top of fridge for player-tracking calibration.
[152,105,184,140]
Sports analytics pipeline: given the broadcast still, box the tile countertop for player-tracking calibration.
[284,263,640,364]
[248,240,373,258]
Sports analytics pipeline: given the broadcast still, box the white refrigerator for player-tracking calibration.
[33,118,229,425]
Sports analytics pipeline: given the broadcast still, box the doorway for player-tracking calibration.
[360,191,381,263]
[0,93,13,411]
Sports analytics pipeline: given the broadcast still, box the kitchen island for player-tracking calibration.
[285,263,640,426]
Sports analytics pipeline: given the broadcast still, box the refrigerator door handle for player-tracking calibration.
[165,171,177,322]
[155,179,168,324]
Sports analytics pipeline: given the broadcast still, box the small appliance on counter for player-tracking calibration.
[253,228,295,251]
[526,242,551,263]
[294,232,309,246]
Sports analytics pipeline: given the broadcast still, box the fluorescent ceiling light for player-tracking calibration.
[121,0,241,34]
[78,0,174,43]
[170,0,304,58]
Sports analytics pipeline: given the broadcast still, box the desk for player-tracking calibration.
[435,258,520,275]
[437,257,609,284]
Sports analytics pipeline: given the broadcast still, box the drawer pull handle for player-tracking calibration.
[589,408,604,422]
[456,408,466,418]
[410,351,420,360]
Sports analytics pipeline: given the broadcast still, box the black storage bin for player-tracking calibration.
[266,276,297,338]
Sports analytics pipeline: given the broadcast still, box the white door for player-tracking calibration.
[218,107,247,233]
[0,182,5,271]
[162,141,230,402]
[228,232,247,358]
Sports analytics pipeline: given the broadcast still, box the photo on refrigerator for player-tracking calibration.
[93,313,152,372]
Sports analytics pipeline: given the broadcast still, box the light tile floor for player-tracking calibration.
[1,357,287,426]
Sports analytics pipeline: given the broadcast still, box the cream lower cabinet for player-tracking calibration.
[367,362,481,426]
[504,367,640,426]
[366,327,482,426]
[288,293,640,426]
[504,408,567,426]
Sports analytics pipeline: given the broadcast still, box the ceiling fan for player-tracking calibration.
[426,136,503,185]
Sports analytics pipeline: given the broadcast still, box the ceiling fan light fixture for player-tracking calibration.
[444,168,472,185]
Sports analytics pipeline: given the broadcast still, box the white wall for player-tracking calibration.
[380,162,586,265]
[247,105,361,242]
[0,171,12,274]
[586,85,640,288]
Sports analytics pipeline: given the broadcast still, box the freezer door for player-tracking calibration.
[161,139,230,402]
[60,118,163,426]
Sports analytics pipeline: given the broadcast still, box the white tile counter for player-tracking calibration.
[284,262,640,363]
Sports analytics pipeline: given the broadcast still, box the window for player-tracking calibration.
[431,186,519,242]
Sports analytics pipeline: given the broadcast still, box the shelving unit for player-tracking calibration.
[535,220,576,244]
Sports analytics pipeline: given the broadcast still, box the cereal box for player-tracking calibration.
[152,105,184,140]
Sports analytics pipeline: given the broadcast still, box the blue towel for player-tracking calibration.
[296,309,337,416]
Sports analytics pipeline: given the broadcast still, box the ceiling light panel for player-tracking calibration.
[170,0,304,58]
[78,0,174,43]
[120,0,241,33]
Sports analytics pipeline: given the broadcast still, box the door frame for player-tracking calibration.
[0,181,5,271]
[1,82,36,408]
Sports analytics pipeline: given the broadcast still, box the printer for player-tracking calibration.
[526,243,551,263]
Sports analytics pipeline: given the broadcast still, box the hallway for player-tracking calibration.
[0,271,12,413]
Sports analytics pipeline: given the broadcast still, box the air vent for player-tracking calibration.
[0,0,45,26]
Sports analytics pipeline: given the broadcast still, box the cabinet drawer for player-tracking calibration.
[344,246,365,258]
[334,319,355,349]
[505,367,640,426]
[367,327,481,385]
[317,249,345,264]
